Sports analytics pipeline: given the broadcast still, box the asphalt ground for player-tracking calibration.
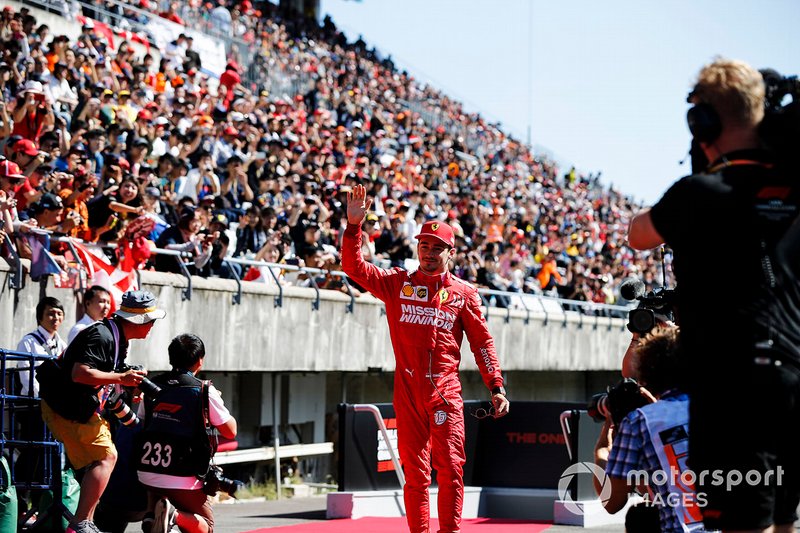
[122,496,626,533]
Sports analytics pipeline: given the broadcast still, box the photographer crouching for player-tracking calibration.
[36,290,165,533]
[136,334,238,533]
[593,327,714,533]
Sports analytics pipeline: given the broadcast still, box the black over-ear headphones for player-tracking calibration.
[686,90,722,144]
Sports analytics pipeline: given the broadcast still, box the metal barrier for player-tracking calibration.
[0,349,71,530]
[2,231,24,291]
[352,404,404,488]
[12,232,633,317]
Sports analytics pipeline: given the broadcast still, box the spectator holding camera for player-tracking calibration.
[155,206,218,274]
[137,333,237,533]
[628,58,800,531]
[87,176,144,242]
[11,80,54,142]
[593,327,710,532]
[38,290,165,533]
[59,171,98,241]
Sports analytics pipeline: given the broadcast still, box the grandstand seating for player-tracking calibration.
[0,0,669,310]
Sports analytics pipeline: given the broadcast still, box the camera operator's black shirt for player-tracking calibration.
[650,149,800,363]
[64,317,129,383]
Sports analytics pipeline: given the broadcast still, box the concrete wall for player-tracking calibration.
[1,261,628,457]
[1,261,630,373]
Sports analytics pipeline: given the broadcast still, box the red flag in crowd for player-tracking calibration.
[69,240,137,312]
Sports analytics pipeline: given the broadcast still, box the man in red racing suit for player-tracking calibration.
[342,185,510,533]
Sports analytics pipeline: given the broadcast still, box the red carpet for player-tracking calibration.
[245,517,552,532]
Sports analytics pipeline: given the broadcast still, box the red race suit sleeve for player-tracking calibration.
[341,223,400,302]
[461,283,505,391]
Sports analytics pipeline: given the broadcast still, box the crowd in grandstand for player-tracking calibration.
[0,1,669,310]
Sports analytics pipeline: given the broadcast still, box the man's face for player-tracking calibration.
[86,291,111,321]
[38,205,64,226]
[40,305,64,333]
[14,151,34,167]
[304,227,320,244]
[417,238,454,275]
[78,178,98,200]
[0,175,24,193]
[124,320,155,340]
[88,136,104,152]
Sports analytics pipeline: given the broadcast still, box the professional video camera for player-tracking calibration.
[587,378,649,426]
[619,277,676,334]
[202,465,244,498]
[691,68,800,173]
[759,69,800,168]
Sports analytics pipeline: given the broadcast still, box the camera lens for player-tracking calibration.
[107,391,139,426]
[138,377,162,397]
[627,308,656,335]
[203,466,244,498]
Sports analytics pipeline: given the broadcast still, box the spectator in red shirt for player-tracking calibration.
[218,62,243,110]
[11,81,54,143]
[159,1,186,24]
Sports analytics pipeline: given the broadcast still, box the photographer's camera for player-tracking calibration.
[203,465,244,498]
[587,378,649,426]
[106,387,138,427]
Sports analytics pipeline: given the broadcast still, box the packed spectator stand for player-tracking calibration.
[0,0,670,313]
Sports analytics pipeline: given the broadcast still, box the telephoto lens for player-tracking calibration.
[106,387,139,426]
[203,466,245,498]
[138,376,161,397]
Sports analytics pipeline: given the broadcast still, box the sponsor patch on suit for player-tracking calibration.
[399,282,429,302]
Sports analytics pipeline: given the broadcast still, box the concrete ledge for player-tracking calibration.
[477,487,559,520]
[553,497,641,527]
[327,487,557,520]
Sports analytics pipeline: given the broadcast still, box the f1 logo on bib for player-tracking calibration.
[434,410,447,425]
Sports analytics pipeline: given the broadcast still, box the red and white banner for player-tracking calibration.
[68,240,137,312]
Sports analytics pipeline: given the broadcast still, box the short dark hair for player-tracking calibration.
[84,285,110,304]
[635,327,686,395]
[36,296,64,324]
[168,333,205,369]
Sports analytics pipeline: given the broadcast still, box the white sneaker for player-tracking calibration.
[151,498,177,533]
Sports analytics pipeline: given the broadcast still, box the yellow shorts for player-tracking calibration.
[41,401,115,470]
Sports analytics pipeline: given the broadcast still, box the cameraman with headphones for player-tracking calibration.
[629,58,800,532]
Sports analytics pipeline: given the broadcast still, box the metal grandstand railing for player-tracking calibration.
[0,349,72,530]
[8,232,632,320]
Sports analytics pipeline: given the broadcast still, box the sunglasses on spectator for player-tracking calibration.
[469,405,496,420]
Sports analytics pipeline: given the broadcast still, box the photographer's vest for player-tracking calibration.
[137,371,212,478]
[639,395,706,533]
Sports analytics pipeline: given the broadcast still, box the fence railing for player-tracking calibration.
[0,349,72,527]
[3,233,632,321]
